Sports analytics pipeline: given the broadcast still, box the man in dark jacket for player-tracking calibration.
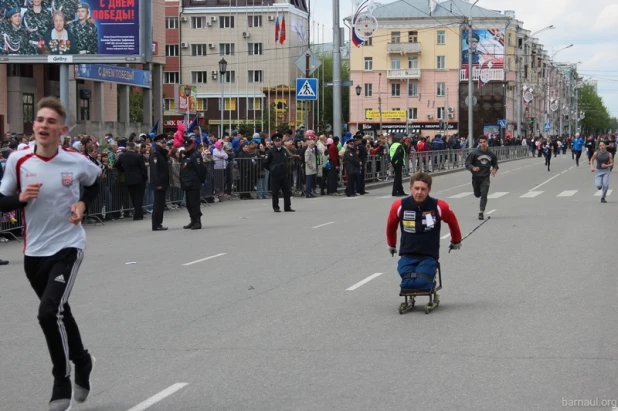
[114,142,147,220]
[389,133,406,196]
[149,134,170,231]
[343,139,361,197]
[465,136,499,220]
[263,134,294,212]
[180,138,206,229]
[355,135,368,195]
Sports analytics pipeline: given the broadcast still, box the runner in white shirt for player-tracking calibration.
[0,97,101,411]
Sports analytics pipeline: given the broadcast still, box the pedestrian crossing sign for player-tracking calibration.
[296,78,318,101]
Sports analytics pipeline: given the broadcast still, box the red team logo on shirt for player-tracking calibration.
[61,172,74,187]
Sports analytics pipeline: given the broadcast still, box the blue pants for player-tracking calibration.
[397,256,438,290]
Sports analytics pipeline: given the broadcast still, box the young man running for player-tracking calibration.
[0,97,101,411]
[590,141,614,203]
[465,136,499,220]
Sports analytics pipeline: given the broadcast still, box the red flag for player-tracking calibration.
[279,15,286,45]
[275,13,280,42]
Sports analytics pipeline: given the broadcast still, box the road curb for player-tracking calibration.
[364,156,531,190]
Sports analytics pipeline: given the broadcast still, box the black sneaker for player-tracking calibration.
[183,221,195,229]
[74,354,95,403]
[601,198,607,203]
[49,377,72,411]
[478,212,484,220]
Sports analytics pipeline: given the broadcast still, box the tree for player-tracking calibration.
[609,117,618,133]
[118,91,145,123]
[313,52,350,136]
[578,84,611,134]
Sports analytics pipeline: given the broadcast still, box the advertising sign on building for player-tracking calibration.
[365,109,406,120]
[0,0,146,63]
[74,64,151,88]
[461,28,505,83]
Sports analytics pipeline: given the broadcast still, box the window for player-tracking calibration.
[164,99,175,111]
[164,72,179,84]
[191,16,205,28]
[248,15,262,27]
[219,16,234,28]
[436,56,445,69]
[191,44,207,56]
[220,71,235,83]
[408,108,417,120]
[248,43,263,55]
[191,71,208,83]
[219,98,237,110]
[79,97,90,121]
[23,93,34,122]
[408,30,418,42]
[247,97,263,110]
[408,82,417,97]
[197,98,207,111]
[391,57,400,69]
[219,43,235,56]
[248,70,263,83]
[436,82,445,96]
[391,31,400,43]
[391,83,400,97]
[364,57,373,71]
[166,44,179,56]
[437,107,445,119]
[437,30,445,44]
[362,37,373,46]
[166,17,178,29]
[408,56,418,69]
[364,83,372,97]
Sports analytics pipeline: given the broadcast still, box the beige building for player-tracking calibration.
[172,0,310,136]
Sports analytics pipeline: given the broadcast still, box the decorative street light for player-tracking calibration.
[184,86,191,130]
[219,58,227,137]
[355,84,362,133]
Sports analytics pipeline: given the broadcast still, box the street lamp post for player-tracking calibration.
[355,85,362,133]
[219,58,227,137]
[545,44,573,138]
[467,0,479,149]
[184,86,191,130]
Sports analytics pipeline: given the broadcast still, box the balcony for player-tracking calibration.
[460,68,505,82]
[387,42,421,54]
[386,68,421,80]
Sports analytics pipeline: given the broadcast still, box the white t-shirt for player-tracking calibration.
[0,145,102,256]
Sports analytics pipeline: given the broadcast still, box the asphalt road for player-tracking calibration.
[1,153,616,411]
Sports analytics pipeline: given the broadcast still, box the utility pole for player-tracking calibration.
[332,0,342,138]
[467,18,474,148]
[378,73,383,134]
[405,78,410,134]
[515,26,522,139]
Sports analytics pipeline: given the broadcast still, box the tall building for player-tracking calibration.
[170,0,310,136]
[347,0,575,139]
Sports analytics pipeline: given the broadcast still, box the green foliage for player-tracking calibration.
[118,91,144,123]
[609,117,618,132]
[313,52,350,134]
[578,84,611,133]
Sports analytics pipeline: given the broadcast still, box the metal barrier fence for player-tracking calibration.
[0,146,530,238]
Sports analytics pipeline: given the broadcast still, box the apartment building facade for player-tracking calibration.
[348,0,576,139]
[164,0,310,136]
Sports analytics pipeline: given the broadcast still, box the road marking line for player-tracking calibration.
[346,273,383,291]
[520,191,543,198]
[441,233,451,240]
[312,221,335,229]
[486,209,497,215]
[561,166,575,174]
[595,189,612,197]
[448,192,474,199]
[557,190,578,197]
[377,195,394,199]
[342,196,359,200]
[529,174,562,191]
[487,192,509,199]
[126,383,189,411]
[182,253,226,266]
[433,182,470,195]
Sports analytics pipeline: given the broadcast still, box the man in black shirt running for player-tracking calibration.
[465,136,499,220]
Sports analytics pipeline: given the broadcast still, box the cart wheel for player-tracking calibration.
[425,305,431,314]
[399,303,406,315]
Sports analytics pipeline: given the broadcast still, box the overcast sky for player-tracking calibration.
[309,0,618,117]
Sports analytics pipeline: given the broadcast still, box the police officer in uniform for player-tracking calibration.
[263,134,294,212]
[180,137,206,230]
[149,134,170,231]
[389,133,406,197]
[70,2,97,54]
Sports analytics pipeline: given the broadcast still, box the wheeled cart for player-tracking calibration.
[398,263,442,315]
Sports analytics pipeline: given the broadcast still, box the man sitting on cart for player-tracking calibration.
[386,172,462,290]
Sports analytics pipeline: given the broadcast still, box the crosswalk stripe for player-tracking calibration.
[487,192,509,199]
[520,191,543,198]
[557,190,578,197]
[594,189,612,197]
[448,192,473,199]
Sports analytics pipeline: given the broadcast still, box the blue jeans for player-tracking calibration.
[397,256,438,290]
[595,169,610,199]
